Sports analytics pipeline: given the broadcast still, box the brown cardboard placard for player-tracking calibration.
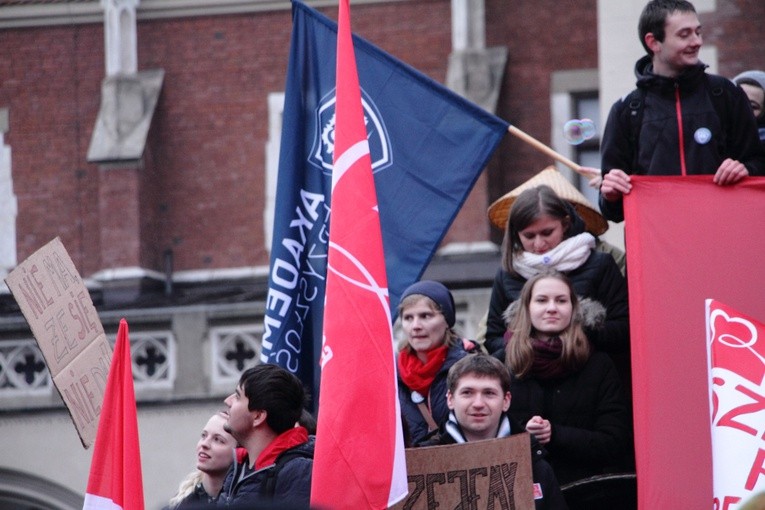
[5,237,112,449]
[392,434,535,509]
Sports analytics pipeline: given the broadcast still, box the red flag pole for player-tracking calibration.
[309,0,408,507]
[83,318,144,510]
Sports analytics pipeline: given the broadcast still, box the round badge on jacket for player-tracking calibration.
[694,127,712,145]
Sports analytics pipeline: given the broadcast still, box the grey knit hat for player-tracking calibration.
[732,70,765,91]
[399,280,456,328]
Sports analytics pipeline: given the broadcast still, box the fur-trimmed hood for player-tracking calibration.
[502,297,607,330]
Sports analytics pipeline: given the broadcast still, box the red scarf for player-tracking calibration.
[397,344,448,395]
[254,426,309,470]
[530,337,570,380]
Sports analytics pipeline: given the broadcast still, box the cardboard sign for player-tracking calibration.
[392,434,535,510]
[5,237,112,449]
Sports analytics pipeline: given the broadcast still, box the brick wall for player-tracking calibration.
[700,0,765,77]
[484,0,599,244]
[1,0,762,278]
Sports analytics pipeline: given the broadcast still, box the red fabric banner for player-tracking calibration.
[82,319,144,510]
[624,176,765,509]
[309,0,407,507]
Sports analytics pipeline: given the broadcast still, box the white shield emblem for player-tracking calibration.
[309,88,392,175]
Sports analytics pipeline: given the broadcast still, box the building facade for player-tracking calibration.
[0,0,762,508]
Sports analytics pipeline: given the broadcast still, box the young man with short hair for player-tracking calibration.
[218,364,313,508]
[599,0,763,223]
[424,353,568,510]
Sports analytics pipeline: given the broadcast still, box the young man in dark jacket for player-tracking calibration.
[218,364,313,508]
[422,353,568,510]
[599,0,763,223]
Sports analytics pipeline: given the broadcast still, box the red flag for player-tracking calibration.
[309,0,408,508]
[624,176,765,509]
[83,319,144,510]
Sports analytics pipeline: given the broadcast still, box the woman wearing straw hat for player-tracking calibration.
[484,172,629,364]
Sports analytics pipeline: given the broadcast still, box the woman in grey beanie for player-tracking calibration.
[396,280,479,446]
[733,70,765,144]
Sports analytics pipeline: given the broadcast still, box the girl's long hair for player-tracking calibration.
[500,185,574,276]
[505,270,591,379]
[168,469,203,509]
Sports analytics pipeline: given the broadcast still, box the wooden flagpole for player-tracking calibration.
[507,125,600,180]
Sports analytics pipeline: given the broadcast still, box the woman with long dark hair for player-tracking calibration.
[485,183,629,365]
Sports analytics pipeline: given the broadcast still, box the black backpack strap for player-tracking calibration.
[623,76,731,170]
[261,448,314,500]
[623,88,645,172]
[705,73,731,149]
[706,73,728,109]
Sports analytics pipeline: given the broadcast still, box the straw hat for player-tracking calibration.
[487,166,608,236]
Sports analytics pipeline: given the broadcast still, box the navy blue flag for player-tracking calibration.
[261,0,509,404]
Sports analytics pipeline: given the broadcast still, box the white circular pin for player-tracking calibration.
[411,391,425,404]
[694,127,712,145]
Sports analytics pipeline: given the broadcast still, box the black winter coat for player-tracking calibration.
[508,352,631,485]
[600,56,764,222]
[485,250,629,357]
[217,437,313,508]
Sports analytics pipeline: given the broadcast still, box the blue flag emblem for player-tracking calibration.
[310,88,393,175]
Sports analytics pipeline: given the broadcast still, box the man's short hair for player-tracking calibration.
[638,0,697,55]
[239,364,306,434]
[447,353,512,394]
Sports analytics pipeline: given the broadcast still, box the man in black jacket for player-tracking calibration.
[218,364,313,508]
[423,353,568,510]
[599,0,763,223]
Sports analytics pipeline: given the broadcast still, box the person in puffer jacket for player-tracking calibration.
[503,270,632,486]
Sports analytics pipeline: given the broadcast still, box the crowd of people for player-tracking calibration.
[164,0,765,508]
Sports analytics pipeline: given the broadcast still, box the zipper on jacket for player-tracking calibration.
[674,83,687,176]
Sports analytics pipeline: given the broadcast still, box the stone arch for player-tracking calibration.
[0,467,83,510]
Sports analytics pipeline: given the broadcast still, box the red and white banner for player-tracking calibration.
[83,319,144,510]
[309,0,407,508]
[706,299,765,510]
[624,176,765,509]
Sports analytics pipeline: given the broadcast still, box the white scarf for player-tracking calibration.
[512,232,596,280]
[444,411,512,443]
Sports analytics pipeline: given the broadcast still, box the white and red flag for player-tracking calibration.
[706,299,765,510]
[309,0,407,508]
[83,318,144,510]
